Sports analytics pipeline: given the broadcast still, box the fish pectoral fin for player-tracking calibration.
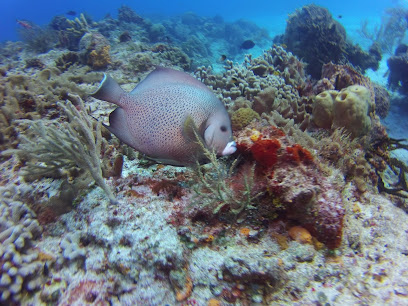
[182,116,205,146]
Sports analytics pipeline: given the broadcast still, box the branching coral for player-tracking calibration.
[0,186,45,303]
[194,45,311,131]
[2,94,116,204]
[51,13,90,51]
[0,67,100,150]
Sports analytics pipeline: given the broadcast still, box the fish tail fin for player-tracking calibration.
[91,74,125,105]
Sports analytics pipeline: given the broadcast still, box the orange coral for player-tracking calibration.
[288,226,312,244]
[240,227,250,237]
[250,138,281,168]
[176,276,193,301]
[286,144,313,164]
[88,45,111,69]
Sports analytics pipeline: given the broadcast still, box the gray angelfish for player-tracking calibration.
[91,67,236,166]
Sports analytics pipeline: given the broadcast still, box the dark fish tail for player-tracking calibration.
[91,74,125,106]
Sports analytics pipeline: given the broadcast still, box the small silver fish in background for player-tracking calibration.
[91,67,236,166]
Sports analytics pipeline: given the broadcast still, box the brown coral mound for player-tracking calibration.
[234,123,345,249]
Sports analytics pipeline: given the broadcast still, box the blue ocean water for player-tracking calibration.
[0,0,401,42]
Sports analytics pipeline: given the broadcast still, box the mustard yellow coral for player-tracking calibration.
[88,45,111,69]
[231,108,260,130]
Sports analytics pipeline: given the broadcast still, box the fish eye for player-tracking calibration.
[220,125,227,132]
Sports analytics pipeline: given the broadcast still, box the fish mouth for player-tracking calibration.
[221,141,237,156]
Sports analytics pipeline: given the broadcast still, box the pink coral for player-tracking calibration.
[59,279,112,306]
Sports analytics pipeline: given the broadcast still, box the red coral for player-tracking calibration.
[37,207,58,225]
[233,123,345,249]
[250,139,281,168]
[286,144,313,164]
[150,179,185,201]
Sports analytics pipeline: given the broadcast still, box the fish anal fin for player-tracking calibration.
[106,107,134,147]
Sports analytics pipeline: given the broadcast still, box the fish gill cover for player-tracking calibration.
[0,2,408,305]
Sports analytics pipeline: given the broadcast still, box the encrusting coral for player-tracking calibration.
[79,32,111,70]
[191,122,345,249]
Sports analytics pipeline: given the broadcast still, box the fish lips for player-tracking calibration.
[221,141,237,156]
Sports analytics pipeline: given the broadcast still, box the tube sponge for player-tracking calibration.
[312,90,338,129]
[312,85,374,137]
[332,85,373,137]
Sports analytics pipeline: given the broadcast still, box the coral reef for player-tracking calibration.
[234,123,345,249]
[316,62,390,119]
[0,186,44,303]
[283,4,381,79]
[0,5,407,306]
[118,5,146,25]
[387,44,408,94]
[55,52,80,72]
[0,63,100,151]
[2,94,116,204]
[79,32,111,69]
[50,14,90,51]
[17,23,57,53]
[359,7,408,53]
[195,45,311,131]
[230,107,260,130]
[162,12,272,68]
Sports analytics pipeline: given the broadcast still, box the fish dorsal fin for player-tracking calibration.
[131,67,209,95]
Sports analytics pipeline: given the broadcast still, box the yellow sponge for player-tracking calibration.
[312,90,338,129]
[333,85,373,137]
[312,85,374,137]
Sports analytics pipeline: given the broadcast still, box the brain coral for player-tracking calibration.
[231,108,260,130]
